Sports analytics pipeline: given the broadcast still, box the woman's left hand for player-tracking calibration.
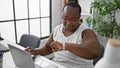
[50,41,63,52]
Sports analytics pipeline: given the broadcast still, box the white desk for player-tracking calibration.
[1,39,66,68]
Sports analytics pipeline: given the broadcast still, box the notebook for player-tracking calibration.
[8,44,58,68]
[0,43,9,52]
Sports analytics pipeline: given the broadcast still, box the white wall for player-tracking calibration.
[51,0,62,31]
[79,0,94,14]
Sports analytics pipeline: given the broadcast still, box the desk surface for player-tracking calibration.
[1,39,66,68]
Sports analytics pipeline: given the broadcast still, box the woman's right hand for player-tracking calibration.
[25,47,36,55]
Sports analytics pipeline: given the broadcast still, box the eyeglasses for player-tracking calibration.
[62,17,79,23]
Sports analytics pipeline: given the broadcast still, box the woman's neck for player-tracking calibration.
[62,24,80,37]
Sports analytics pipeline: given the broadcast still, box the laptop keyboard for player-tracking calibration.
[35,64,43,68]
[34,60,58,68]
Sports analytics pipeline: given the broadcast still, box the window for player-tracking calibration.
[0,0,51,43]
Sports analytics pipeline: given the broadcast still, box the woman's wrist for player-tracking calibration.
[34,49,39,55]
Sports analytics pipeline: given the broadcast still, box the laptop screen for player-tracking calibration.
[8,44,35,68]
[8,44,59,68]
[0,43,9,52]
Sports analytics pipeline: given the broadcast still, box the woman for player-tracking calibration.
[26,1,100,68]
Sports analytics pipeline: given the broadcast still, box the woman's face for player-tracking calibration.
[62,6,80,31]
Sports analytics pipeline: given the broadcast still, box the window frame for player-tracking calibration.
[0,0,51,43]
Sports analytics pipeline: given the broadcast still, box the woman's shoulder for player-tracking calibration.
[55,24,62,28]
[54,24,62,31]
[52,24,62,34]
[77,23,90,33]
[82,29,96,37]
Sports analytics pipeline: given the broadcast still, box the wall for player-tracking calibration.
[51,0,62,31]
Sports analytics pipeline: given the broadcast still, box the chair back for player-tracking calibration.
[19,34,40,48]
[93,45,104,65]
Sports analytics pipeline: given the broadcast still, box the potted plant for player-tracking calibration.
[87,0,120,39]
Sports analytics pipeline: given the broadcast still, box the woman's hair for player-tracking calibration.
[68,0,78,3]
[63,1,81,15]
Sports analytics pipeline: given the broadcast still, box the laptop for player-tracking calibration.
[0,43,9,52]
[8,44,58,68]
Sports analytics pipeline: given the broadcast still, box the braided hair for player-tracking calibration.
[68,0,78,3]
[63,1,81,15]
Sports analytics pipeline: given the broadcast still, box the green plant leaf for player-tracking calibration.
[89,0,120,38]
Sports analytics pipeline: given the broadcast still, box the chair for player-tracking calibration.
[93,45,105,65]
[19,34,40,49]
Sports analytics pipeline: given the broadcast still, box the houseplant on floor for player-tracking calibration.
[87,0,120,39]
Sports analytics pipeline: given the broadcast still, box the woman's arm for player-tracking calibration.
[26,33,54,56]
[65,29,100,59]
